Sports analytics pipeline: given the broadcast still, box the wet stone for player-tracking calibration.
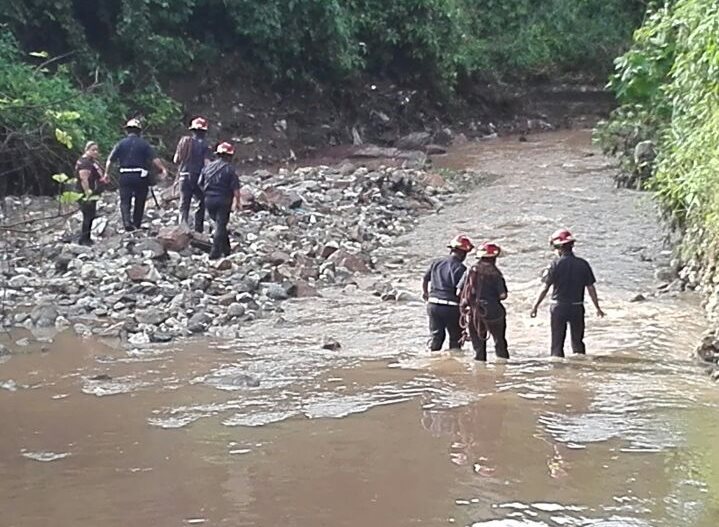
[322,336,342,351]
[187,313,211,334]
[227,303,246,318]
[30,305,58,328]
[134,308,168,326]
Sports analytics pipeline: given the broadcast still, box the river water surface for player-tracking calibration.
[2,130,719,527]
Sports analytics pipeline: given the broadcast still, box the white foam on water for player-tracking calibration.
[21,450,71,462]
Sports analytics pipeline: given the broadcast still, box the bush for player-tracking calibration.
[598,0,719,238]
[0,31,179,194]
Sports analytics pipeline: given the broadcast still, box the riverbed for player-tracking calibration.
[2,130,717,527]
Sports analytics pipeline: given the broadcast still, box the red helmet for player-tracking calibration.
[550,228,575,247]
[477,242,501,258]
[189,117,208,131]
[447,235,474,253]
[215,142,235,155]
[124,118,142,130]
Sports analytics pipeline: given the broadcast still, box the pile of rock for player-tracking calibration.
[0,163,476,344]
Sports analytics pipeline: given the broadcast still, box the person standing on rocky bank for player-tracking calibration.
[74,141,109,245]
[422,235,475,351]
[198,142,240,260]
[106,118,167,232]
[530,229,605,357]
[174,116,212,232]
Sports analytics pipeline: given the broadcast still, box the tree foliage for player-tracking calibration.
[597,0,719,240]
[0,0,645,194]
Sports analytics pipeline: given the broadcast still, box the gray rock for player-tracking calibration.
[187,312,211,333]
[149,331,174,343]
[218,293,237,306]
[134,307,169,326]
[227,303,246,318]
[8,275,29,288]
[30,304,58,327]
[425,144,448,155]
[396,131,432,150]
[265,283,290,301]
[135,239,167,259]
[322,336,342,351]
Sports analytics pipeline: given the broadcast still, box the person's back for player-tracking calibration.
[111,134,153,172]
[177,135,210,178]
[426,254,466,304]
[199,142,240,260]
[200,158,237,199]
[530,229,605,357]
[546,252,595,305]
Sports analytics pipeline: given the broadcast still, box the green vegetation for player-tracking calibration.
[1,0,645,194]
[597,0,719,246]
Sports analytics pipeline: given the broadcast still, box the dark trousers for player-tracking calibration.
[79,199,97,243]
[205,196,232,258]
[470,315,509,361]
[550,304,586,357]
[179,175,205,233]
[119,173,149,229]
[427,303,462,351]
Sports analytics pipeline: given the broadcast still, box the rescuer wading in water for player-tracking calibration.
[458,242,509,361]
[530,229,605,357]
[422,235,475,351]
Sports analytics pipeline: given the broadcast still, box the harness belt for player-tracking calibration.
[120,167,149,178]
[428,297,459,306]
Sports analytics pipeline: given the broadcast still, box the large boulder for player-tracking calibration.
[396,131,432,150]
[328,250,370,273]
[256,188,303,210]
[187,312,211,333]
[134,307,169,326]
[157,225,192,252]
[31,304,58,327]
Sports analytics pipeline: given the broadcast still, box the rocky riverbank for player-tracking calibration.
[0,154,478,347]
[611,156,719,379]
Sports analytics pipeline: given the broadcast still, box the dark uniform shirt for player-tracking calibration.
[178,136,211,177]
[74,155,103,193]
[458,263,507,319]
[543,252,596,304]
[109,134,155,170]
[199,159,239,200]
[424,255,467,303]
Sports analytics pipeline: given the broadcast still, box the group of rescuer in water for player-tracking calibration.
[422,230,605,361]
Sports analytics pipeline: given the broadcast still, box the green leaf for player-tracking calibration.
[29,51,49,58]
[60,191,84,205]
[54,128,73,149]
[52,173,70,184]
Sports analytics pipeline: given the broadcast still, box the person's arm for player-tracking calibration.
[456,270,467,300]
[422,264,432,302]
[587,285,605,317]
[152,157,166,175]
[78,169,92,196]
[531,263,554,317]
[530,284,550,318]
[498,276,508,301]
[585,262,604,317]
[105,144,118,175]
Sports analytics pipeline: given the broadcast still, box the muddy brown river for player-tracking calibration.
[2,130,719,527]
